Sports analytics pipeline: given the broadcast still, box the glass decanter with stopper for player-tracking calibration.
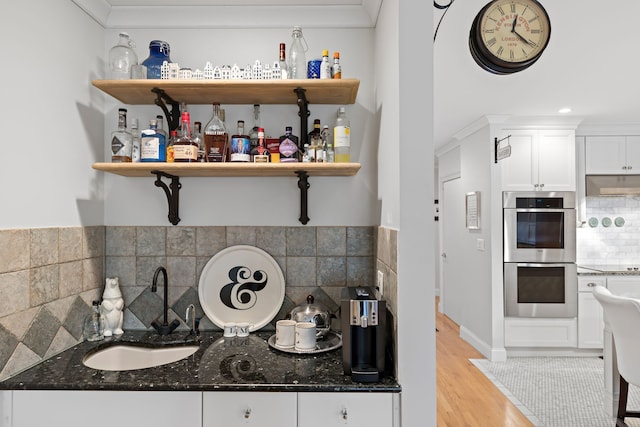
[204,103,228,162]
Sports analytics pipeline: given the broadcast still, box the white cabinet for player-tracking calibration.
[501,129,576,191]
[11,390,202,427]
[585,136,640,174]
[606,276,640,297]
[577,276,605,349]
[298,393,394,427]
[203,392,297,427]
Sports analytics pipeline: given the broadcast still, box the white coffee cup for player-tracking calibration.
[223,323,237,337]
[237,322,251,337]
[276,319,296,348]
[295,322,317,350]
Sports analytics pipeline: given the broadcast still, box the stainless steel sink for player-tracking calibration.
[83,343,199,371]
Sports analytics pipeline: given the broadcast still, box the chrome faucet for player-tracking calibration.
[185,304,200,341]
[151,266,180,336]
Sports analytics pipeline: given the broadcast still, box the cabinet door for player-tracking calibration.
[501,131,537,191]
[298,393,393,427]
[536,129,576,191]
[578,291,604,349]
[624,136,640,173]
[606,276,640,298]
[203,392,297,427]
[12,390,202,427]
[585,136,626,174]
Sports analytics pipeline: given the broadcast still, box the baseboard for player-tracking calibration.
[460,326,507,362]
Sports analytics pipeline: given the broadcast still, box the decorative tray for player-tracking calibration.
[268,331,342,355]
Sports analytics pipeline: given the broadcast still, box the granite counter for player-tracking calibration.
[0,331,400,393]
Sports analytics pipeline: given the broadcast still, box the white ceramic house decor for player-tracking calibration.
[101,277,124,336]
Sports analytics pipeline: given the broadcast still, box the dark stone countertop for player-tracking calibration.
[578,265,640,276]
[0,331,400,393]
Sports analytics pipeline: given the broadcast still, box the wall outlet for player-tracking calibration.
[377,270,384,296]
[476,238,485,251]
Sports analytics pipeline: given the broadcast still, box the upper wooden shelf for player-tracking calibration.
[91,79,360,105]
[92,162,361,178]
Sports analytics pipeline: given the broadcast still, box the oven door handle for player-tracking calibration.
[514,263,574,268]
[511,208,570,213]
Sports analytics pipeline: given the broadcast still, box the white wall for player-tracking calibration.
[1,0,105,228]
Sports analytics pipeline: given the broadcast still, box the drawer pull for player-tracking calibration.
[244,408,251,419]
[587,282,597,287]
[342,407,348,420]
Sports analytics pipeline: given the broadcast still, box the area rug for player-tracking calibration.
[471,357,640,427]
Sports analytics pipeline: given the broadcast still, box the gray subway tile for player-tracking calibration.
[83,257,104,291]
[59,261,83,298]
[227,227,256,246]
[31,228,59,268]
[106,226,135,256]
[317,257,347,287]
[30,265,59,307]
[166,256,197,288]
[347,256,374,286]
[286,257,316,287]
[317,227,346,256]
[136,227,166,256]
[59,227,83,263]
[347,226,374,256]
[0,229,29,274]
[83,226,105,258]
[256,227,287,257]
[196,227,226,257]
[167,227,196,256]
[286,227,316,256]
[0,271,30,318]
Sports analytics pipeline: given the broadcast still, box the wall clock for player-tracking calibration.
[469,0,551,74]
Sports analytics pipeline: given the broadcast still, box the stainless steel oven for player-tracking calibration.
[504,263,577,317]
[503,191,576,263]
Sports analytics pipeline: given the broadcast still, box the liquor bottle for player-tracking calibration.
[174,112,198,162]
[279,126,300,162]
[251,128,269,162]
[334,107,350,162]
[288,26,307,79]
[204,103,228,162]
[332,52,342,79]
[192,121,205,162]
[166,130,177,163]
[140,119,166,162]
[249,104,261,152]
[266,137,281,163]
[279,43,289,80]
[82,300,105,342]
[320,50,332,79]
[131,118,141,162]
[308,119,322,162]
[230,120,251,162]
[111,108,132,162]
[321,125,334,163]
[156,115,168,141]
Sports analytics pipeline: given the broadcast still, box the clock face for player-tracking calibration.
[469,0,551,74]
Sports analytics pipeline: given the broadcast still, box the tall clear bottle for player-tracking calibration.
[204,103,228,162]
[249,104,261,151]
[334,107,350,162]
[108,32,138,80]
[288,26,308,79]
[192,121,205,162]
[131,118,141,162]
[321,125,334,163]
[279,43,289,79]
[111,108,132,162]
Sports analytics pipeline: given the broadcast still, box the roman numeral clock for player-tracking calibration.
[469,0,551,74]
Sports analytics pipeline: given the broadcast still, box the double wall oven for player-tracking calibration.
[503,191,577,318]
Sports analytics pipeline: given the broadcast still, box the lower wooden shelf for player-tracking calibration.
[92,162,361,178]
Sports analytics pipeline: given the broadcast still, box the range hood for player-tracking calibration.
[586,175,640,196]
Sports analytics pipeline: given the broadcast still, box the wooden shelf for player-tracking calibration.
[92,162,361,178]
[91,79,360,105]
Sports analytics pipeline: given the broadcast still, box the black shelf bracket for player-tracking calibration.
[294,87,310,147]
[151,170,181,225]
[151,87,181,132]
[296,170,310,225]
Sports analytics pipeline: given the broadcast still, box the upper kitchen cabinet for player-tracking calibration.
[585,136,640,174]
[501,129,576,191]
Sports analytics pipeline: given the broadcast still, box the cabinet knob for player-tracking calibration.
[623,166,628,170]
[587,282,598,287]
[539,183,544,188]
[534,184,539,188]
[341,407,348,420]
[244,408,252,419]
[629,166,633,170]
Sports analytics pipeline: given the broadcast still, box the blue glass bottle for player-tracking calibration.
[140,120,166,162]
[142,40,171,79]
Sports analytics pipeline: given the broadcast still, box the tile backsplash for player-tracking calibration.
[578,196,640,265]
[0,225,395,381]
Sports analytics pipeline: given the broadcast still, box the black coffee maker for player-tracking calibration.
[341,287,386,382]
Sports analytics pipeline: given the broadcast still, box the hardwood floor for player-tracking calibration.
[436,300,533,427]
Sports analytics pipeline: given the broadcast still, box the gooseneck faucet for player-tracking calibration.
[151,266,180,335]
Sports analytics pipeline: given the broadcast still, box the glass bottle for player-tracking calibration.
[230,120,251,162]
[288,26,308,79]
[156,115,168,141]
[249,104,261,152]
[140,119,166,162]
[131,118,141,162]
[308,119,322,162]
[334,107,350,162]
[279,42,289,80]
[321,125,334,163]
[320,50,332,79]
[332,52,342,79]
[279,126,300,162]
[204,103,228,162]
[174,112,198,162]
[166,130,177,163]
[142,40,171,79]
[111,108,132,162]
[192,121,205,162]
[83,300,104,342]
[108,32,138,80]
[251,128,270,162]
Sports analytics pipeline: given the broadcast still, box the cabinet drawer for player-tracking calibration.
[203,391,297,427]
[298,392,393,427]
[578,276,606,292]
